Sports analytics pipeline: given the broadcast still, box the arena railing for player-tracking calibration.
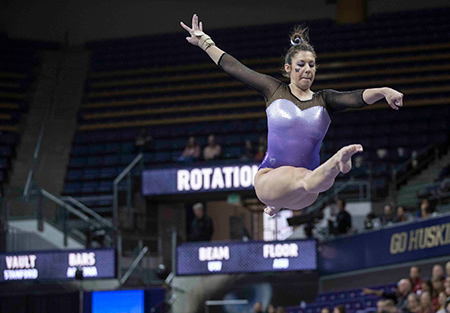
[392,143,442,201]
[396,180,449,207]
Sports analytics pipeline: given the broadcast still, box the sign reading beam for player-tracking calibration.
[142,163,259,196]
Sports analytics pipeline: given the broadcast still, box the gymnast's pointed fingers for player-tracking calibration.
[193,14,199,30]
[180,21,192,33]
[191,14,196,29]
[199,21,203,31]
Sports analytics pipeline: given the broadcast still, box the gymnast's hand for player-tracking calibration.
[180,14,204,47]
[383,88,404,110]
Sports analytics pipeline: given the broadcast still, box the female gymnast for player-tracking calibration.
[181,14,403,216]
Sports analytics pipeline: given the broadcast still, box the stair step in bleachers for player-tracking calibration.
[0,37,59,184]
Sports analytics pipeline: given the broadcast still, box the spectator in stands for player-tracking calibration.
[258,135,267,152]
[268,304,276,313]
[445,261,450,277]
[377,300,386,313]
[446,302,450,313]
[134,128,153,153]
[253,302,263,313]
[321,308,331,313]
[189,203,214,242]
[436,291,448,313]
[445,277,450,297]
[253,136,268,162]
[407,293,421,313]
[329,199,352,235]
[276,307,287,313]
[364,278,412,313]
[333,305,346,313]
[381,204,395,225]
[364,212,378,230]
[393,206,409,223]
[432,276,446,311]
[433,265,445,280]
[420,199,436,219]
[383,300,399,313]
[179,136,201,163]
[203,134,221,161]
[241,139,255,161]
[420,291,433,313]
[410,266,423,293]
[419,280,433,296]
[254,144,266,162]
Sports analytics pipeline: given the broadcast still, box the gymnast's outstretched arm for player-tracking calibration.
[323,88,404,113]
[181,14,281,100]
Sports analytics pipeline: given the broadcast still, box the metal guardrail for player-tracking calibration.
[205,300,249,313]
[119,246,148,285]
[303,177,371,215]
[392,144,440,189]
[113,153,144,233]
[62,196,113,228]
[23,126,46,199]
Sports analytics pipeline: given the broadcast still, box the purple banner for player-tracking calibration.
[319,214,450,275]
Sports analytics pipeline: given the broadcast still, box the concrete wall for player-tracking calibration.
[0,0,448,44]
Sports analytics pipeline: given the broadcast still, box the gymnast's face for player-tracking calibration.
[285,50,316,91]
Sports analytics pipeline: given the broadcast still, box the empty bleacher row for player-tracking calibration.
[0,36,58,184]
[62,7,450,206]
[286,283,396,313]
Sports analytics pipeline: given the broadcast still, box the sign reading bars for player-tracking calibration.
[0,248,115,282]
[142,163,259,196]
[177,239,317,276]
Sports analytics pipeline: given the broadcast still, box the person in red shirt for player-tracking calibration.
[431,275,445,312]
[410,266,423,293]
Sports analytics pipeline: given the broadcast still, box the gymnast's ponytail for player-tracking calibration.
[282,26,317,78]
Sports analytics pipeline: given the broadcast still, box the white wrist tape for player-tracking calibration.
[193,30,215,51]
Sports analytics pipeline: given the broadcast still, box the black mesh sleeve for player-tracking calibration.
[218,53,282,101]
[323,89,368,113]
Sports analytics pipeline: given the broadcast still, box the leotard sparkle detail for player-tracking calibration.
[218,53,368,171]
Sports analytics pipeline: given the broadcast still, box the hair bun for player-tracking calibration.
[290,37,302,46]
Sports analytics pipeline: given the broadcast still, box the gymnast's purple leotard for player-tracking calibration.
[218,53,368,171]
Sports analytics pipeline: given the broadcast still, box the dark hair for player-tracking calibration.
[334,305,346,313]
[411,265,421,273]
[282,26,317,78]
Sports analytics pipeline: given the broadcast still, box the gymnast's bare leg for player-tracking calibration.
[256,144,363,216]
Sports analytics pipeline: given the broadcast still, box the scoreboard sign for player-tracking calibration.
[0,248,115,282]
[142,163,260,196]
[176,239,317,276]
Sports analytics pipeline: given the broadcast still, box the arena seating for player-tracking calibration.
[63,7,450,211]
[0,36,58,184]
[286,282,396,313]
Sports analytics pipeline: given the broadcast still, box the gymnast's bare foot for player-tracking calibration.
[264,206,281,217]
[303,144,363,194]
[331,144,363,174]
